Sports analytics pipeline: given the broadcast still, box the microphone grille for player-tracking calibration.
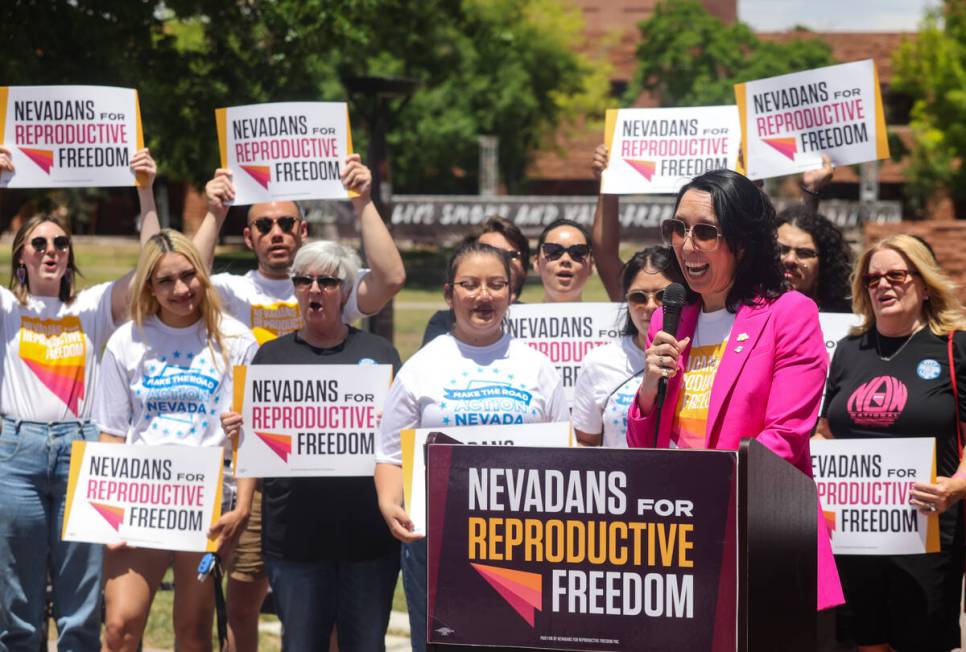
[662,282,687,307]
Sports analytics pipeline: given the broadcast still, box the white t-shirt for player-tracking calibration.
[93,314,258,449]
[212,268,371,344]
[572,335,644,448]
[377,333,569,465]
[0,282,116,422]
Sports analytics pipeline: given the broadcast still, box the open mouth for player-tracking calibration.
[684,262,709,279]
[308,300,323,312]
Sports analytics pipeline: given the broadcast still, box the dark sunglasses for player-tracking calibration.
[862,269,919,289]
[291,274,342,290]
[626,289,665,306]
[779,244,818,260]
[541,242,590,262]
[503,250,523,261]
[660,218,722,251]
[30,235,70,254]
[252,216,299,235]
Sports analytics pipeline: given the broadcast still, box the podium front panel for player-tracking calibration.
[426,446,738,651]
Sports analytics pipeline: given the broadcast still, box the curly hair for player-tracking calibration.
[672,169,784,311]
[777,205,852,311]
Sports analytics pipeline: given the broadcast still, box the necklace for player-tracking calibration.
[874,325,924,362]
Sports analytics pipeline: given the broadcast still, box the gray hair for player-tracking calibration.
[290,240,361,293]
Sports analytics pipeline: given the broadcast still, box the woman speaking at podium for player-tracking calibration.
[625,169,843,611]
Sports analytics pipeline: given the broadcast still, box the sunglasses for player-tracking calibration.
[626,289,665,306]
[541,242,590,262]
[291,274,342,290]
[661,218,722,251]
[30,235,70,254]
[252,216,299,235]
[779,244,818,260]
[862,269,919,289]
[502,250,523,261]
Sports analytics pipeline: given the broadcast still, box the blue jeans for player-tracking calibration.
[266,550,399,652]
[0,418,102,652]
[401,539,427,652]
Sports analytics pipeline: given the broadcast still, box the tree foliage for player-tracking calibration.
[0,0,602,194]
[626,0,834,107]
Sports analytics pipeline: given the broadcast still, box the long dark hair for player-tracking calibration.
[673,169,784,311]
[777,205,852,310]
[444,241,512,287]
[621,246,684,337]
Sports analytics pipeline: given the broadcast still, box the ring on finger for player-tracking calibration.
[662,368,670,378]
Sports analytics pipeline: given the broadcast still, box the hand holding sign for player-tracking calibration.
[591,144,608,181]
[341,153,369,205]
[204,168,235,220]
[130,147,156,188]
[803,154,835,195]
[910,474,966,514]
[0,145,13,174]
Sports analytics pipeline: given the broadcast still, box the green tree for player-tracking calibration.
[891,3,966,211]
[626,0,834,107]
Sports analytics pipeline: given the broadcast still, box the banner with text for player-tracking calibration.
[427,446,738,650]
[215,101,352,205]
[818,312,863,407]
[233,364,392,477]
[401,422,573,536]
[602,106,740,195]
[506,303,623,405]
[735,59,889,180]
[0,85,144,188]
[62,441,223,552]
[812,437,939,555]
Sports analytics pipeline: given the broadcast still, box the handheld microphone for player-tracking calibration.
[652,282,687,447]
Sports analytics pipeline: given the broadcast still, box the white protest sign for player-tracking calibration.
[601,105,740,194]
[811,437,939,555]
[62,441,223,552]
[233,364,392,477]
[215,101,352,205]
[505,302,623,405]
[818,312,862,408]
[400,421,573,536]
[0,85,143,188]
[735,59,889,179]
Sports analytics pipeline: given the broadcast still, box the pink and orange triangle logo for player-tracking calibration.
[823,510,836,532]
[255,431,292,463]
[624,158,656,181]
[762,137,797,161]
[241,164,271,189]
[20,147,54,174]
[90,502,124,532]
[471,563,542,627]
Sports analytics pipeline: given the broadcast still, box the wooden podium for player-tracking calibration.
[424,438,817,652]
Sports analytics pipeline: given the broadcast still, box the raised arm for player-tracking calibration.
[0,145,13,176]
[111,149,161,324]
[193,169,235,271]
[591,145,623,301]
[801,154,834,216]
[342,154,406,315]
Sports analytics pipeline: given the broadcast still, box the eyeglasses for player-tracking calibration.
[454,279,510,293]
[862,269,919,289]
[626,289,665,306]
[779,244,818,260]
[30,236,70,254]
[252,216,299,235]
[661,218,722,251]
[503,250,523,261]
[541,242,590,262]
[291,274,342,290]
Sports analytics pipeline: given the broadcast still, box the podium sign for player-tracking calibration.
[427,446,739,651]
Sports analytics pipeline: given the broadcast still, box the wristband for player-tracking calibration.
[800,184,820,197]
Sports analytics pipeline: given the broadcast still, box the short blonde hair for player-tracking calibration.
[850,234,966,336]
[131,229,228,365]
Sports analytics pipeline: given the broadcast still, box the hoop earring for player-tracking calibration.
[16,264,26,286]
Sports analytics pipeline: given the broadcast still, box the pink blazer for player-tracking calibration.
[626,291,844,610]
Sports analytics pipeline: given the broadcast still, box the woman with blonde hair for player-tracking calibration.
[0,146,159,651]
[817,234,966,652]
[93,229,258,652]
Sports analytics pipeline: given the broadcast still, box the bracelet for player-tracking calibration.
[800,184,820,197]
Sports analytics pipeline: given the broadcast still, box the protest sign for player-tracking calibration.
[601,106,740,194]
[0,85,143,188]
[62,441,223,552]
[232,364,392,477]
[818,312,863,408]
[427,445,737,650]
[215,101,352,205]
[505,303,623,405]
[735,59,889,179]
[812,437,939,555]
[400,422,573,536]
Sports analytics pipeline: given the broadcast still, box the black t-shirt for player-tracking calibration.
[253,327,402,561]
[823,328,966,547]
[421,309,454,348]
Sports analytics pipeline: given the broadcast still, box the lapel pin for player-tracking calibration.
[736,333,749,342]
[734,345,744,353]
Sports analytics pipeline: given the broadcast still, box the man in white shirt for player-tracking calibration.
[202,153,405,652]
